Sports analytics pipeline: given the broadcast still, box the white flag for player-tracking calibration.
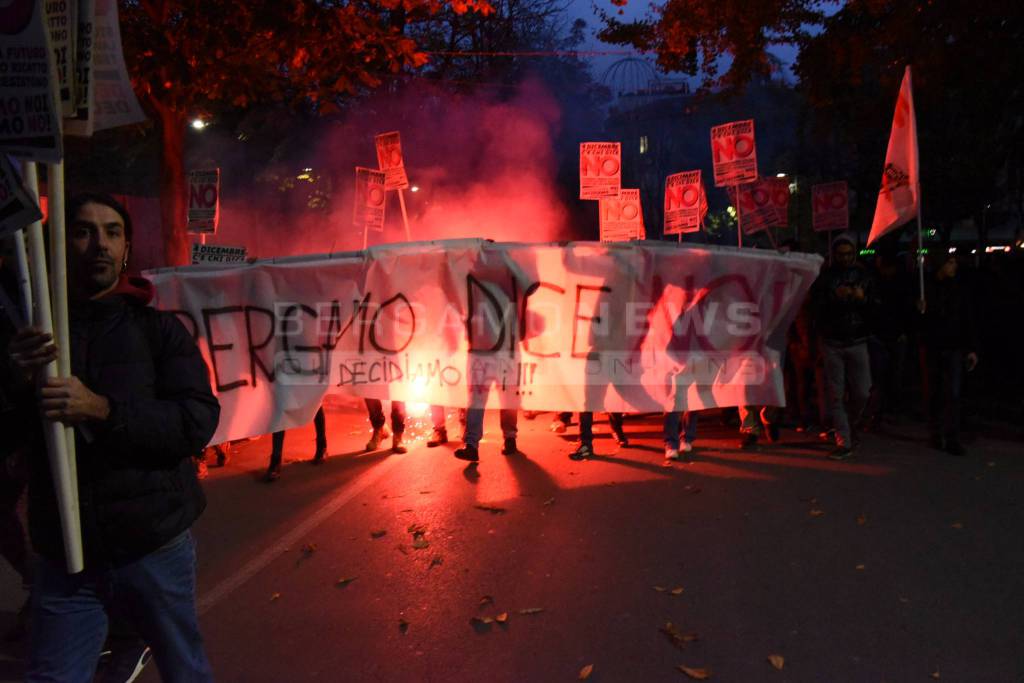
[868,66,919,245]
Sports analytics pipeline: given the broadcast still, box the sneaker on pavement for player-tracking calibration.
[501,438,517,455]
[391,434,408,454]
[454,445,479,462]
[311,447,326,464]
[366,428,387,451]
[740,433,759,450]
[680,441,693,453]
[94,644,152,683]
[612,429,629,447]
[569,443,593,461]
[213,444,230,467]
[549,420,568,434]
[194,457,209,480]
[828,445,855,461]
[427,428,448,447]
[664,447,680,461]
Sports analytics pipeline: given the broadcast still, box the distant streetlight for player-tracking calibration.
[410,185,420,193]
[776,172,787,178]
[191,118,208,130]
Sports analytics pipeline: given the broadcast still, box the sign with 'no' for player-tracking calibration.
[710,120,757,188]
[664,170,707,235]
[354,167,386,232]
[600,188,644,242]
[187,169,220,234]
[812,181,849,232]
[579,142,621,200]
[375,131,409,190]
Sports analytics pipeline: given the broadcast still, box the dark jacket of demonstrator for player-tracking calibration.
[813,262,879,346]
[920,274,978,353]
[25,275,220,569]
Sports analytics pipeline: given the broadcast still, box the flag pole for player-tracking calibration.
[916,180,925,304]
[397,189,412,242]
[735,184,743,248]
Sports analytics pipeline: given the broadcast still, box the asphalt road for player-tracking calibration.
[2,405,1022,682]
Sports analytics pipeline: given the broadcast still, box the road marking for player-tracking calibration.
[197,456,403,615]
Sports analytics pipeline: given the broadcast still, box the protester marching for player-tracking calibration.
[1,2,1020,681]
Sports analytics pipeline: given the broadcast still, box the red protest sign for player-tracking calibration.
[664,170,706,235]
[375,131,409,190]
[812,181,849,232]
[710,120,757,187]
[354,167,386,232]
[187,169,220,234]
[766,177,790,228]
[600,189,643,242]
[579,142,621,200]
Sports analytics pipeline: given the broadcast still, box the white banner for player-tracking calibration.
[0,0,63,162]
[579,142,621,200]
[187,169,220,234]
[375,131,409,190]
[146,240,821,445]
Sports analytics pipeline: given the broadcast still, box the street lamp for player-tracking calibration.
[191,118,208,131]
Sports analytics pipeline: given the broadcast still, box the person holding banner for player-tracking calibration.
[365,399,407,454]
[813,232,878,460]
[6,194,219,681]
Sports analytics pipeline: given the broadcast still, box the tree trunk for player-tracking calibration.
[156,104,188,266]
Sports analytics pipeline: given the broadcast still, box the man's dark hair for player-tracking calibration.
[67,193,133,242]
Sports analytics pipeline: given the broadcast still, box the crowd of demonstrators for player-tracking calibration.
[2,195,219,682]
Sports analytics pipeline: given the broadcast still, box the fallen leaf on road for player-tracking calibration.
[898,596,910,604]
[429,556,443,569]
[420,490,433,494]
[396,544,408,555]
[951,522,964,529]
[480,595,495,606]
[654,586,667,593]
[412,535,429,549]
[543,497,555,506]
[986,461,995,467]
[335,576,358,587]
[400,508,414,513]
[768,654,784,670]
[518,607,544,615]
[471,616,494,625]
[301,543,317,555]
[475,504,507,515]
[371,530,387,539]
[660,623,697,650]
[678,665,711,679]
[270,593,281,601]
[407,523,428,535]
[399,619,409,634]
[579,664,594,680]
[856,513,867,525]
[689,487,703,494]
[809,508,825,517]
[799,496,818,504]
[855,564,865,571]
[930,670,940,679]
[495,612,509,624]
[671,587,685,596]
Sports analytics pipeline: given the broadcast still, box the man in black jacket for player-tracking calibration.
[813,233,877,459]
[6,194,219,681]
[919,251,979,455]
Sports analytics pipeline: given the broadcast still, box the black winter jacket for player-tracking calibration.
[813,262,879,346]
[26,276,220,568]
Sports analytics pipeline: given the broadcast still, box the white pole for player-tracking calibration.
[47,161,79,513]
[12,230,32,323]
[397,189,412,242]
[22,161,83,573]
[735,184,743,248]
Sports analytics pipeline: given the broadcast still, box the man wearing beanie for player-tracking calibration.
[813,232,878,459]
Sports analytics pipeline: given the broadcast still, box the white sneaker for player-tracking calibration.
[665,447,680,461]
[549,420,567,434]
[680,441,693,453]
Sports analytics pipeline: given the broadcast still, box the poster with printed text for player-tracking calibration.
[579,142,621,200]
[44,0,77,117]
[354,167,386,232]
[0,155,43,237]
[664,170,707,235]
[710,120,757,187]
[375,131,409,190]
[187,169,220,234]
[812,181,849,232]
[599,189,643,242]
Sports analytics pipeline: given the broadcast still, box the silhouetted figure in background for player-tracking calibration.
[266,405,327,482]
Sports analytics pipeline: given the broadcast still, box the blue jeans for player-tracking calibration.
[463,409,517,448]
[663,412,698,449]
[822,341,871,448]
[27,531,212,683]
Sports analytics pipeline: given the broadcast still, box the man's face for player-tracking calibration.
[834,243,856,268]
[69,202,128,297]
[938,256,958,279]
